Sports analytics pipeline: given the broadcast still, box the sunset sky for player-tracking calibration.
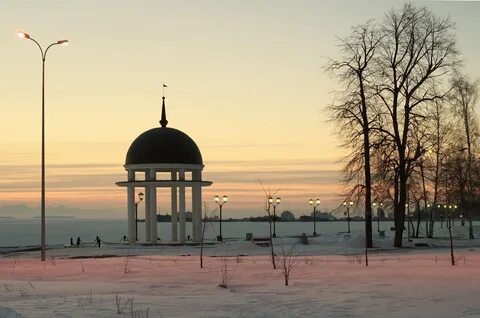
[1,0,479,218]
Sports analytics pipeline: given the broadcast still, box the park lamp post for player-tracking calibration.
[378,202,383,232]
[309,198,320,236]
[437,204,443,228]
[444,204,448,227]
[406,203,412,242]
[215,195,228,241]
[17,31,69,262]
[272,197,281,238]
[453,205,457,226]
[373,202,383,232]
[134,192,144,241]
[343,201,353,233]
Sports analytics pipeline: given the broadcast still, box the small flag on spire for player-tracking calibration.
[163,84,168,88]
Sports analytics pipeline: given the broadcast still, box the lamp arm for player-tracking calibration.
[27,37,44,60]
[44,42,60,60]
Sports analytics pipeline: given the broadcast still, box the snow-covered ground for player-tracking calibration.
[1,230,480,318]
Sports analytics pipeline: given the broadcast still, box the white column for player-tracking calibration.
[179,169,186,244]
[192,190,197,242]
[192,170,202,242]
[147,169,157,244]
[127,170,136,245]
[171,171,178,241]
[145,173,151,242]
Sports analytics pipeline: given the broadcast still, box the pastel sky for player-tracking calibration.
[0,0,479,218]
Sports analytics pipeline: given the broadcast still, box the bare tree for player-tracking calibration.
[450,73,479,239]
[426,99,452,237]
[200,202,217,269]
[327,21,383,248]
[259,181,279,269]
[275,242,299,286]
[217,253,236,288]
[375,4,459,247]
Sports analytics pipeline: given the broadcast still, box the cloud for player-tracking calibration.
[0,159,345,216]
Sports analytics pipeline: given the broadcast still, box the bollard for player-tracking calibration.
[299,233,309,245]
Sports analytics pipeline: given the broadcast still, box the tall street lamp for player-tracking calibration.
[272,197,281,238]
[438,204,443,228]
[406,203,411,242]
[309,198,320,236]
[134,192,144,241]
[372,202,384,232]
[378,202,383,232]
[343,201,353,233]
[17,31,69,262]
[214,195,228,241]
[453,205,457,226]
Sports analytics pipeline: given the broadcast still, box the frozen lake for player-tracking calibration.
[0,218,476,247]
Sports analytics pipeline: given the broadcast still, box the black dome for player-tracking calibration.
[126,127,203,165]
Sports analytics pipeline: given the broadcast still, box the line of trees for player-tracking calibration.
[327,3,479,247]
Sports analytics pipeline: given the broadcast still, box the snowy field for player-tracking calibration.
[1,233,480,318]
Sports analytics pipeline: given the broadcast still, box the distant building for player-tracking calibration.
[310,210,335,221]
[281,210,295,221]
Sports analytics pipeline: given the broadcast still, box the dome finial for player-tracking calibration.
[160,83,168,127]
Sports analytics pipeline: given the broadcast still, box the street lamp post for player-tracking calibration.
[309,198,320,236]
[214,195,228,241]
[444,204,448,228]
[453,205,457,226]
[343,201,353,233]
[438,204,443,228]
[272,197,281,238]
[378,202,383,232]
[134,192,144,241]
[427,203,431,237]
[17,31,69,262]
[406,203,411,242]
[373,202,383,232]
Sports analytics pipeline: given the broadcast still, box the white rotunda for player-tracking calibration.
[116,96,212,244]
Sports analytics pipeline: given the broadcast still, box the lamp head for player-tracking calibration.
[138,192,144,201]
[343,201,346,206]
[308,199,313,206]
[380,202,383,207]
[276,197,281,204]
[17,31,30,39]
[222,195,228,203]
[268,197,273,204]
[315,199,320,205]
[454,205,457,209]
[373,202,377,207]
[215,195,220,203]
[427,203,431,208]
[57,39,69,46]
[349,201,353,206]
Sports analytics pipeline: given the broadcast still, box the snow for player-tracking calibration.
[1,235,480,317]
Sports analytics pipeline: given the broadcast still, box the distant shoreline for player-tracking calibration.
[31,216,75,219]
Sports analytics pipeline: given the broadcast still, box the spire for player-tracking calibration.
[160,96,168,127]
[160,83,168,127]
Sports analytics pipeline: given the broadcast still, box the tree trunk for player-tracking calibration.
[415,202,421,238]
[448,225,455,266]
[394,165,407,247]
[363,127,373,248]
